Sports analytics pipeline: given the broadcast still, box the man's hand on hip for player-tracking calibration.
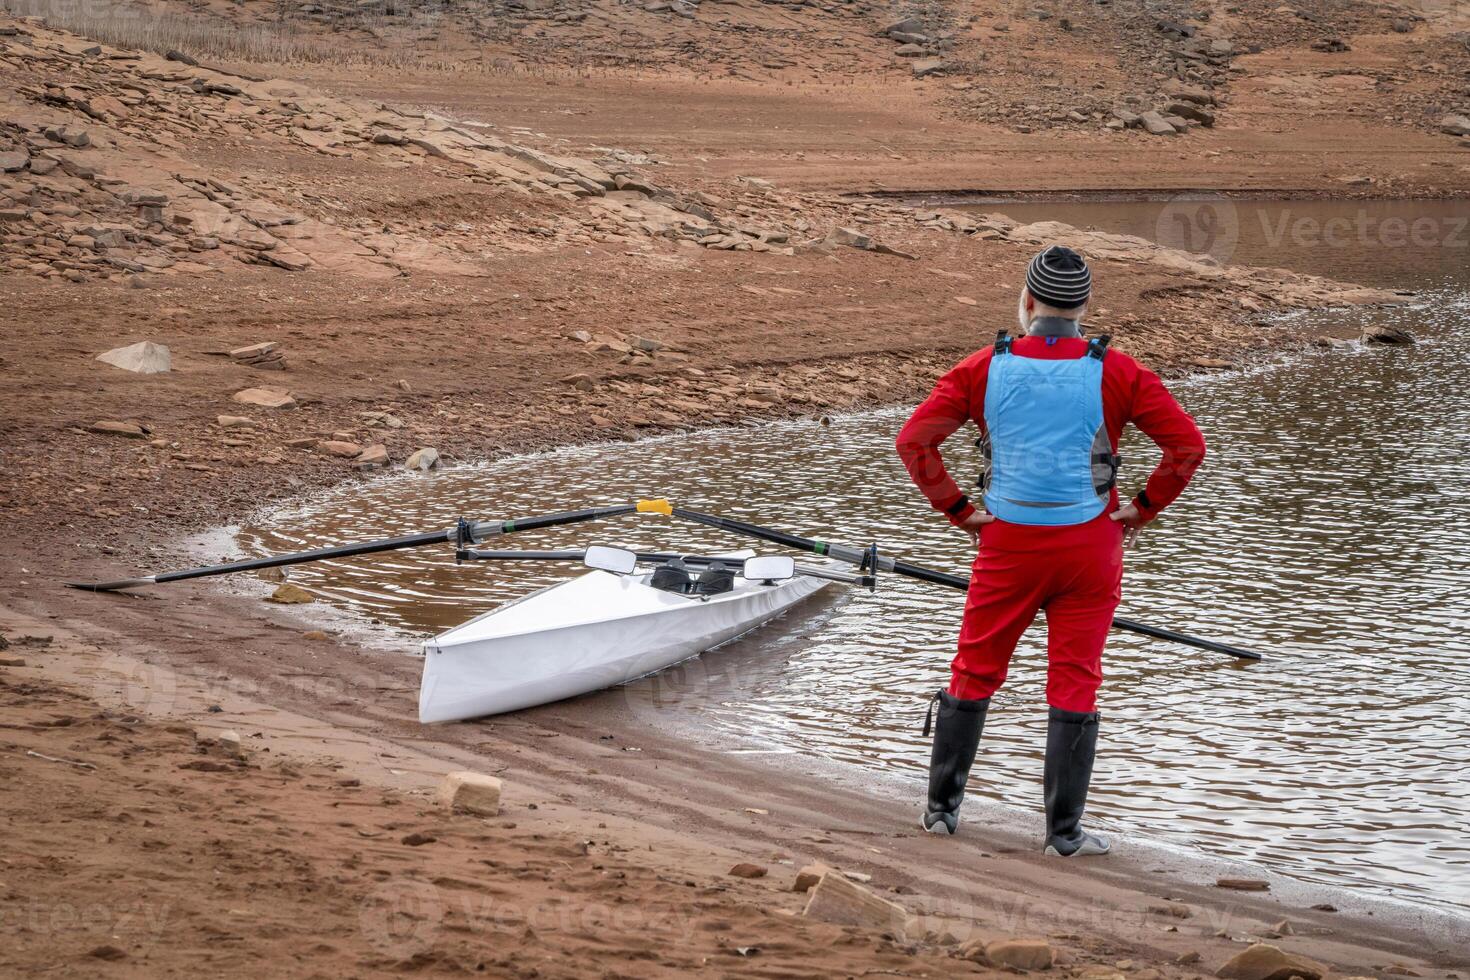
[1109,502,1151,549]
[957,510,995,548]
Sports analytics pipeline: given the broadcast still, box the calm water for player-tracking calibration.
[241,199,1470,912]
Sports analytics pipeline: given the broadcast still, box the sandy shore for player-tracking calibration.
[4,2,1470,975]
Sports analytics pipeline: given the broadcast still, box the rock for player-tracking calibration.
[267,583,314,604]
[96,341,171,374]
[355,444,389,469]
[438,770,502,816]
[894,43,926,57]
[911,58,946,78]
[1180,952,1204,965]
[230,341,285,368]
[1165,82,1216,105]
[561,373,595,390]
[1439,115,1470,137]
[802,870,908,937]
[0,656,26,668]
[1166,101,1215,126]
[986,939,1055,971]
[232,387,296,409]
[1216,877,1270,891]
[217,730,245,759]
[828,226,873,250]
[318,440,363,458]
[728,862,768,879]
[793,863,832,892]
[217,415,256,428]
[0,149,28,172]
[1192,357,1233,368]
[400,832,436,846]
[1139,111,1178,136]
[1268,919,1293,937]
[883,16,923,36]
[630,335,664,352]
[1361,325,1414,346]
[90,420,149,438]
[1216,944,1326,980]
[165,49,199,65]
[89,945,127,961]
[406,447,440,471]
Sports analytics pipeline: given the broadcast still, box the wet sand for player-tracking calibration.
[5,4,1470,975]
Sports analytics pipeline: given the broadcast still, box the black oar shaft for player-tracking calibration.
[1111,617,1261,661]
[489,504,637,535]
[153,528,455,585]
[671,507,1262,663]
[70,503,642,592]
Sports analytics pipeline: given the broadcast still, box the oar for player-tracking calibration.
[669,507,1263,662]
[66,503,644,592]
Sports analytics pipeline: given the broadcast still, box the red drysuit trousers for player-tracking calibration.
[948,534,1123,713]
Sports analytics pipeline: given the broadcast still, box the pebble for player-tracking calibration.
[266,583,314,604]
[1216,877,1270,891]
[90,420,150,438]
[438,770,502,816]
[727,862,768,879]
[984,939,1056,971]
[1216,944,1326,980]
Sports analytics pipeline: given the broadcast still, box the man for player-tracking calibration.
[895,244,1206,856]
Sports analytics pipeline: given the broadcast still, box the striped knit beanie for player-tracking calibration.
[1025,245,1092,308]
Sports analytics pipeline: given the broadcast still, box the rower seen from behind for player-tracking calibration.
[896,245,1207,856]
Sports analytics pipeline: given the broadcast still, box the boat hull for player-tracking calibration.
[418,567,832,723]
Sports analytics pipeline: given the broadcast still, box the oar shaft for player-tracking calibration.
[71,503,643,592]
[154,529,455,585]
[671,507,1262,663]
[1111,617,1262,661]
[479,504,637,537]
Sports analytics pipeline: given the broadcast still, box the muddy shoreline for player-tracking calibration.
[5,5,1469,975]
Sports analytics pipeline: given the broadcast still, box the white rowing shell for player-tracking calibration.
[418,558,833,723]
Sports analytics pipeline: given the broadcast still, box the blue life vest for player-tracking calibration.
[979,331,1120,526]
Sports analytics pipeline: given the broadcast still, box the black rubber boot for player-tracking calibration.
[1043,706,1110,856]
[921,690,989,835]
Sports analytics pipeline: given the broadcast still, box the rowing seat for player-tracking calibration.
[649,559,736,597]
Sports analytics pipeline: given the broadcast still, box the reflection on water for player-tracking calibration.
[240,199,1470,911]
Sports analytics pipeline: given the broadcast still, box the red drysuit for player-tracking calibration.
[896,335,1206,712]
